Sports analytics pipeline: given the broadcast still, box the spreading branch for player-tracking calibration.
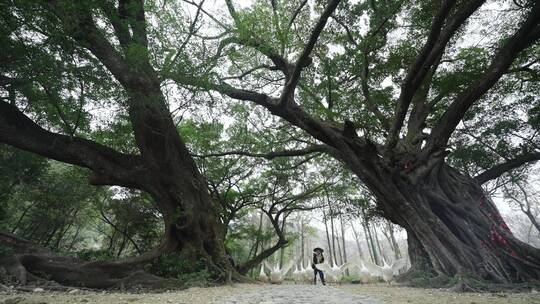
[0,101,145,188]
[193,144,328,159]
[425,3,540,154]
[474,151,540,184]
[386,0,486,151]
[288,0,308,28]
[280,0,341,106]
[47,3,134,87]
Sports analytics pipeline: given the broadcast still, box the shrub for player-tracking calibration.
[145,252,215,287]
[75,249,115,261]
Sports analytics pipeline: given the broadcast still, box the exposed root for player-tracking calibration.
[0,232,176,289]
[397,267,540,293]
[1,232,254,291]
[448,280,481,293]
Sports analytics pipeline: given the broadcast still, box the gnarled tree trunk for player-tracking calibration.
[353,160,540,283]
[120,82,238,279]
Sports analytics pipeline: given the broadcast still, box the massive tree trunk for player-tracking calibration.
[124,83,236,279]
[351,159,540,283]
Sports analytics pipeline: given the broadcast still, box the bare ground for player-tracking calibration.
[1,283,539,304]
[340,284,540,304]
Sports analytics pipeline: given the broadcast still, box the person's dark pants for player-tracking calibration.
[313,268,325,285]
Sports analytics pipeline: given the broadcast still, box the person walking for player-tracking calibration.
[312,247,326,285]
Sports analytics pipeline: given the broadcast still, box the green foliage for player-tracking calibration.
[4,163,98,248]
[404,258,448,288]
[0,145,48,225]
[97,190,162,255]
[145,252,214,286]
[75,249,115,262]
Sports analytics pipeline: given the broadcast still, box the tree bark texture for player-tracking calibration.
[351,160,540,282]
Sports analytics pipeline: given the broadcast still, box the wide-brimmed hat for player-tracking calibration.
[313,247,324,253]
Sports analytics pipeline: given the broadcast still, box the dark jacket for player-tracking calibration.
[311,253,324,269]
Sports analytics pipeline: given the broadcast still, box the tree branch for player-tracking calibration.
[99,0,132,49]
[121,0,149,48]
[474,151,540,184]
[288,0,308,28]
[47,1,154,88]
[280,0,341,106]
[359,51,390,131]
[193,144,328,159]
[425,3,540,154]
[386,0,485,151]
[0,101,144,188]
[236,237,287,274]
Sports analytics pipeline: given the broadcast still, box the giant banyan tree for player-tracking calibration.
[0,0,241,287]
[168,0,540,283]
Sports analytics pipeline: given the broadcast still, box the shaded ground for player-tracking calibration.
[1,283,539,304]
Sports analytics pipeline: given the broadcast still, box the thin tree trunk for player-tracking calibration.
[373,223,385,263]
[117,234,128,257]
[10,203,34,234]
[279,224,286,268]
[340,215,348,275]
[523,210,540,235]
[247,212,264,260]
[53,221,73,251]
[323,210,333,266]
[362,220,374,263]
[362,209,378,265]
[329,205,337,265]
[336,226,343,265]
[43,225,60,248]
[350,220,363,258]
[386,221,401,259]
[300,217,305,268]
[340,215,348,264]
[67,226,81,251]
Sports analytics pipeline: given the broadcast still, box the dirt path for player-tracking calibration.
[210,284,378,304]
[1,283,539,304]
